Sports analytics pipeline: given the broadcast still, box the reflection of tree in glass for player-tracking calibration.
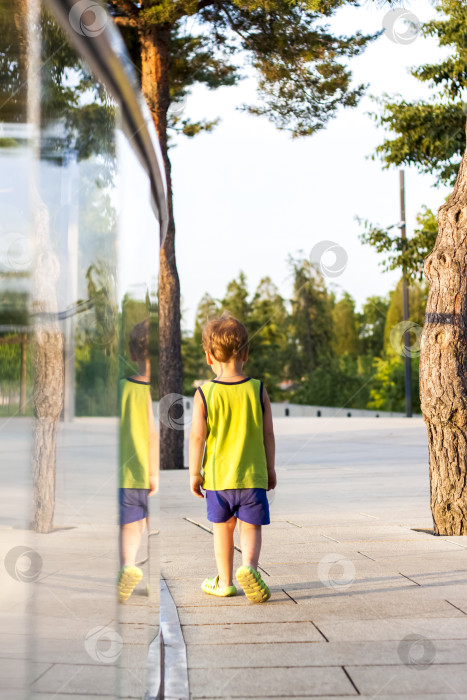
[75,263,118,417]
[0,4,117,532]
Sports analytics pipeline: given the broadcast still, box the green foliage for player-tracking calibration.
[182,264,423,413]
[368,354,420,413]
[287,257,334,377]
[40,9,116,163]
[292,355,372,409]
[221,272,250,322]
[332,292,359,357]
[0,1,28,123]
[358,295,389,358]
[0,339,24,382]
[111,0,377,138]
[359,206,438,282]
[372,0,467,186]
[75,263,119,416]
[383,278,427,355]
[245,277,288,400]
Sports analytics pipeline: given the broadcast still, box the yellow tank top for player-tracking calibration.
[119,378,150,489]
[198,377,267,490]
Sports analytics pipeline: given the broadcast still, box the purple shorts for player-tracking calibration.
[119,488,149,525]
[205,488,270,525]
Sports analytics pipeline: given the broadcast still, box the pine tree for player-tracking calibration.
[373,0,467,186]
[331,292,359,358]
[109,0,377,467]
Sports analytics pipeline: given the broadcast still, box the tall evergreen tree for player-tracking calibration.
[359,295,389,359]
[373,0,467,186]
[287,257,333,381]
[221,272,250,322]
[332,292,359,358]
[247,277,287,397]
[109,0,377,467]
[182,292,219,391]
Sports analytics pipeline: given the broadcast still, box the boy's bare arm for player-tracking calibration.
[189,390,207,498]
[148,393,159,495]
[262,387,277,491]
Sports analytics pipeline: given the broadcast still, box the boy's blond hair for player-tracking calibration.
[202,316,249,363]
[129,318,150,361]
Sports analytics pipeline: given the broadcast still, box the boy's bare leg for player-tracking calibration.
[239,520,262,571]
[119,519,146,568]
[213,517,236,587]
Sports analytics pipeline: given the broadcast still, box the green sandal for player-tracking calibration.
[201,575,237,597]
[118,565,143,603]
[236,565,271,603]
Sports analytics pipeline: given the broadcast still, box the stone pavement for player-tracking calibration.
[0,417,159,700]
[161,417,467,699]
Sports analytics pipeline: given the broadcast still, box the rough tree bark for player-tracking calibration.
[140,20,184,469]
[22,0,64,532]
[31,189,64,533]
[420,121,467,535]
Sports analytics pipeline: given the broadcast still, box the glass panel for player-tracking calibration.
[0,4,34,697]
[116,130,160,699]
[0,2,160,697]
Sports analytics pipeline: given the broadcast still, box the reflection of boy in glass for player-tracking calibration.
[118,319,158,603]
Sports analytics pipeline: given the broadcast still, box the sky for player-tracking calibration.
[166,0,452,331]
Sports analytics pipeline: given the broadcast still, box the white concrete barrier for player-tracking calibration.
[153,397,420,420]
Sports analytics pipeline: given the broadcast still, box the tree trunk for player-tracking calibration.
[140,22,184,469]
[31,190,64,533]
[420,121,467,535]
[17,0,64,532]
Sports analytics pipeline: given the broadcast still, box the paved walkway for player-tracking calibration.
[162,417,467,699]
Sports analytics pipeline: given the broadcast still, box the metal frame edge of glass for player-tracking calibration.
[43,0,169,244]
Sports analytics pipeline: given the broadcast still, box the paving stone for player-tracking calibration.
[191,696,467,700]
[188,666,356,697]
[182,621,323,644]
[178,603,308,625]
[32,696,114,699]
[315,617,467,642]
[286,592,464,620]
[0,657,50,689]
[186,638,467,669]
[31,663,117,695]
[347,663,467,696]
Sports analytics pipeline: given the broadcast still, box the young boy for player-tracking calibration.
[118,319,159,603]
[189,316,277,603]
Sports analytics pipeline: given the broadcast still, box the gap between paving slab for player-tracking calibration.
[160,576,190,700]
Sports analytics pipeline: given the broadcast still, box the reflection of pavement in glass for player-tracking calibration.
[0,417,160,699]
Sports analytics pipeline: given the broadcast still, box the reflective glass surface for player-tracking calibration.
[0,2,160,697]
